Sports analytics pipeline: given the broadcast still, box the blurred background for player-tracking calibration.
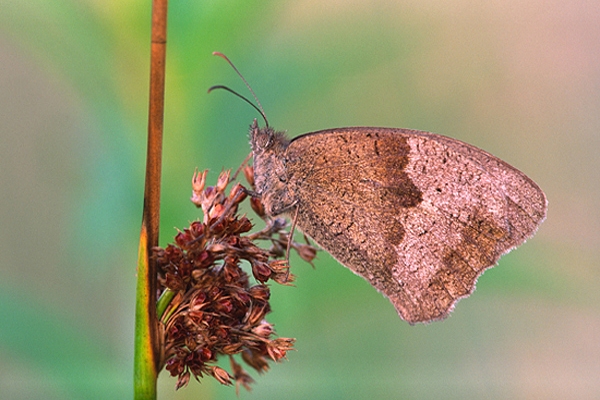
[1,1,598,399]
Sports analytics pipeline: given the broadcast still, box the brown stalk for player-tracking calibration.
[144,0,167,303]
[134,0,168,398]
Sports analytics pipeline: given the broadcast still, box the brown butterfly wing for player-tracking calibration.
[283,127,546,324]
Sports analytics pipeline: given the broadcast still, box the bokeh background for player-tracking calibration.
[1,1,599,399]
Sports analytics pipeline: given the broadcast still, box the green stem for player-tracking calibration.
[157,288,176,321]
[134,0,168,398]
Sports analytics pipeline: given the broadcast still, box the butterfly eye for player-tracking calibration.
[264,134,273,148]
[256,126,275,149]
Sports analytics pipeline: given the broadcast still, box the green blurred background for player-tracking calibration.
[1,1,598,399]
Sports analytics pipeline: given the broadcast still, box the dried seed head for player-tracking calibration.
[210,366,232,386]
[230,356,255,395]
[216,169,231,192]
[243,165,255,187]
[155,168,316,392]
[295,242,318,265]
[250,197,265,217]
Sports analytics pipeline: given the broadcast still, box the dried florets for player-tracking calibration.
[154,169,316,391]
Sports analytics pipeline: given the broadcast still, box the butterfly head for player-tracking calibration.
[249,119,289,155]
[248,119,295,215]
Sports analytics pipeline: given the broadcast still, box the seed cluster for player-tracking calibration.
[154,169,315,391]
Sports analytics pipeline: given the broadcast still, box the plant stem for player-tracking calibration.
[134,0,168,398]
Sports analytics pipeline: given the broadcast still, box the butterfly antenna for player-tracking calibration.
[207,85,267,125]
[212,51,269,127]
